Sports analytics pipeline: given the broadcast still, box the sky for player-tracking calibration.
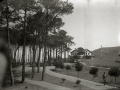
[61,0,120,51]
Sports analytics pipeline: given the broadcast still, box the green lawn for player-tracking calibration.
[26,70,94,90]
[53,65,120,88]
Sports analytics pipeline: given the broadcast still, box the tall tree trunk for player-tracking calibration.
[49,47,52,66]
[67,51,69,63]
[41,11,49,80]
[14,46,19,65]
[32,44,36,79]
[41,41,47,80]
[53,48,55,59]
[17,46,20,65]
[115,77,116,84]
[61,46,62,60]
[29,45,32,67]
[42,47,44,65]
[27,48,29,64]
[6,10,14,86]
[64,50,66,63]
[37,44,42,73]
[78,71,79,78]
[56,48,58,61]
[47,48,50,65]
[13,49,17,65]
[93,75,94,80]
[22,8,27,83]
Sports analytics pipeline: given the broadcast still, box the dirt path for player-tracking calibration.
[15,66,117,90]
[45,66,117,90]
[16,66,73,90]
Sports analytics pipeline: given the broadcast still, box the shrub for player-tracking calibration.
[89,67,98,80]
[76,80,81,86]
[59,62,64,69]
[108,67,120,84]
[65,65,71,75]
[59,62,64,73]
[53,61,59,70]
[62,78,66,83]
[75,62,83,77]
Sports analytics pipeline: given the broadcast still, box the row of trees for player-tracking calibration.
[54,62,83,76]
[54,62,120,84]
[90,67,120,84]
[0,0,74,86]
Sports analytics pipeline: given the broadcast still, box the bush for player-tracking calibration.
[89,67,98,80]
[65,65,71,75]
[108,67,120,84]
[62,78,66,83]
[75,62,83,77]
[50,69,56,71]
[59,62,64,70]
[76,80,81,86]
[59,62,64,73]
[54,61,59,70]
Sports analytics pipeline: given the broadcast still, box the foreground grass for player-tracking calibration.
[26,70,94,90]
[3,82,49,90]
[3,66,49,90]
[53,65,120,88]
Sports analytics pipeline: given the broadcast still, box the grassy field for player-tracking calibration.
[81,46,120,68]
[26,70,94,90]
[82,59,120,68]
[2,66,49,90]
[3,82,49,90]
[53,65,120,88]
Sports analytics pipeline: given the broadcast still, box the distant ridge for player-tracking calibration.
[92,46,120,61]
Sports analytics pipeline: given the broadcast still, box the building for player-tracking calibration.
[71,49,78,56]
[71,48,94,59]
[84,49,94,59]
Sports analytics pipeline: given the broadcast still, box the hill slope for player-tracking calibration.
[92,46,120,61]
[82,46,120,67]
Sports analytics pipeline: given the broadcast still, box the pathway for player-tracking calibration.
[45,66,117,90]
[25,78,73,90]
[15,66,117,90]
[16,66,73,90]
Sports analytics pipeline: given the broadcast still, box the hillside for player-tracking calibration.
[82,46,120,67]
[93,46,120,61]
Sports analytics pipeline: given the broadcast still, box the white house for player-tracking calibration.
[71,48,94,59]
[71,49,78,56]
[84,49,94,59]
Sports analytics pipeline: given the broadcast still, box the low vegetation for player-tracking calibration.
[3,82,48,90]
[26,70,94,90]
[89,67,98,80]
[65,65,71,75]
[108,67,120,84]
[76,80,81,87]
[75,62,83,77]
[53,64,120,87]
[62,78,66,83]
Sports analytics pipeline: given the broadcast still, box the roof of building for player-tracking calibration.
[84,49,92,53]
[71,48,92,54]
[71,49,78,53]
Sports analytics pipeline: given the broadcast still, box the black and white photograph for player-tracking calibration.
[0,0,120,90]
